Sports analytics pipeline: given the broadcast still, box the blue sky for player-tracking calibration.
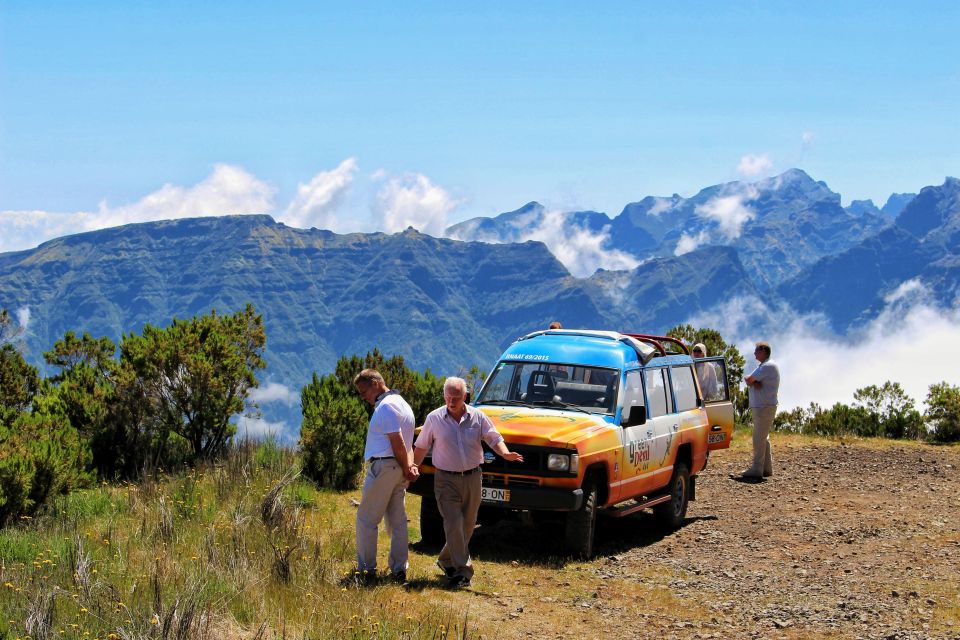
[1,1,958,250]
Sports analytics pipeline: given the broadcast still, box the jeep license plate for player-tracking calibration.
[481,487,509,502]
[708,433,726,444]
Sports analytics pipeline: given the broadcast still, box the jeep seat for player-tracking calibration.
[525,370,557,402]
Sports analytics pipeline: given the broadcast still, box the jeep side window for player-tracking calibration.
[643,368,670,418]
[698,360,728,403]
[670,365,698,412]
[622,370,644,420]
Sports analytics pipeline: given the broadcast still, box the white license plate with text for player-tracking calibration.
[481,487,509,502]
[708,433,726,444]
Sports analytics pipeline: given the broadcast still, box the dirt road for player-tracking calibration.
[444,435,960,639]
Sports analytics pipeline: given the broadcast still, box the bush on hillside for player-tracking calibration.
[0,344,39,428]
[121,304,266,461]
[299,372,368,489]
[925,382,960,443]
[774,380,939,441]
[852,382,925,440]
[0,384,92,526]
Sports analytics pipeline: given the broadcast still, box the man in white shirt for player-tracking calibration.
[413,376,523,588]
[742,342,779,479]
[353,369,418,584]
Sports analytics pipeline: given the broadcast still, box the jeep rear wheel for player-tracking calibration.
[419,495,444,546]
[653,463,690,529]
[565,479,597,559]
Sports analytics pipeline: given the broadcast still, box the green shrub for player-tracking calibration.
[0,386,92,526]
[299,372,368,489]
[926,382,960,443]
[0,344,39,428]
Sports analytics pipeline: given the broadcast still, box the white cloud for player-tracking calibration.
[801,131,815,151]
[249,381,299,406]
[15,307,30,332]
[882,277,928,305]
[88,164,275,229]
[236,415,289,439]
[595,271,634,306]
[518,210,641,277]
[736,154,774,178]
[0,210,83,253]
[694,185,758,241]
[647,197,677,217]
[0,164,276,253]
[372,172,461,236]
[281,158,357,231]
[447,207,640,277]
[674,230,711,256]
[686,288,960,413]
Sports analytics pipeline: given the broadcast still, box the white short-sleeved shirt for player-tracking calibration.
[748,360,780,408]
[363,391,415,460]
[414,404,504,472]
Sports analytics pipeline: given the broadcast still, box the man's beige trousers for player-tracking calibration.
[435,469,482,580]
[747,405,776,477]
[356,458,409,574]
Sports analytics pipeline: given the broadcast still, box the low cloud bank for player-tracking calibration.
[1,159,478,253]
[281,158,357,232]
[524,211,640,277]
[694,185,758,242]
[1,164,276,253]
[237,415,289,439]
[737,154,774,179]
[249,381,299,406]
[372,172,461,237]
[447,209,641,277]
[687,283,960,412]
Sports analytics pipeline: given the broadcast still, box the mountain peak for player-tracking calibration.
[753,168,839,205]
[895,176,960,238]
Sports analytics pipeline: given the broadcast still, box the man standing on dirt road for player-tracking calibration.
[742,341,779,479]
[353,369,418,584]
[413,376,523,588]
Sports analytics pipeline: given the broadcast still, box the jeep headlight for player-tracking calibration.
[547,453,579,473]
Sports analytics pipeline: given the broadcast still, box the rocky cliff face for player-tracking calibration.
[778,177,960,330]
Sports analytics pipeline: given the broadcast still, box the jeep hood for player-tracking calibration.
[480,405,616,447]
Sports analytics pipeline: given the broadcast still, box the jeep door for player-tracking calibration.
[643,367,679,489]
[694,356,734,450]
[616,367,676,501]
[616,370,654,500]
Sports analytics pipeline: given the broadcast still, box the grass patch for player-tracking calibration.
[0,444,470,640]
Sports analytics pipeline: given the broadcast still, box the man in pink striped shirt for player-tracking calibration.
[413,376,523,588]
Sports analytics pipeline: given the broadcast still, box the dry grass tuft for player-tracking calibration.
[25,586,57,640]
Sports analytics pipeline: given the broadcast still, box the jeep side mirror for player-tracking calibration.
[621,405,646,427]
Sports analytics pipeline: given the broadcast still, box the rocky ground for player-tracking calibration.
[436,435,960,640]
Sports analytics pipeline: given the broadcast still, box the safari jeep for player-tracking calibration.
[409,329,734,558]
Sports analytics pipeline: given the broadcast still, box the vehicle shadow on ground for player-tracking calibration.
[415,511,720,569]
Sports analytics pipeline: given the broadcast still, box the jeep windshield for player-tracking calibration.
[477,361,619,415]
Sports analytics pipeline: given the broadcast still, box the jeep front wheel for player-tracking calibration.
[419,495,444,546]
[565,480,597,559]
[653,463,690,529]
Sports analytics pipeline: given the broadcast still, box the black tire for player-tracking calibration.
[653,463,690,529]
[565,479,597,559]
[419,495,444,546]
